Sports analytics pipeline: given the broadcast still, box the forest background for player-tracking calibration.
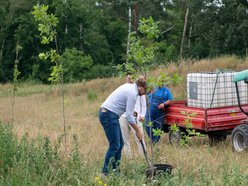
[0,0,248,185]
[0,0,248,83]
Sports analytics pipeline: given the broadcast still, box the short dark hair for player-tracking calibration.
[135,78,147,91]
[126,72,132,76]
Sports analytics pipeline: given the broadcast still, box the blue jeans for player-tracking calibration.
[145,111,164,143]
[99,108,124,174]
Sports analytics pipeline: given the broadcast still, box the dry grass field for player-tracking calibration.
[0,56,248,185]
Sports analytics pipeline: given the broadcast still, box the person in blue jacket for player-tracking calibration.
[145,77,173,143]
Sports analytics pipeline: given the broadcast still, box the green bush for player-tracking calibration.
[87,90,98,101]
[60,48,93,83]
[0,123,17,173]
[83,64,116,80]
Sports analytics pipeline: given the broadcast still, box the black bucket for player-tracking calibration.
[146,164,173,178]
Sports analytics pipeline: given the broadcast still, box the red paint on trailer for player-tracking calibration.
[165,100,248,132]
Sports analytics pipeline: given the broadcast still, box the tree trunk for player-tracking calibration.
[188,23,192,49]
[246,48,247,60]
[80,24,83,50]
[55,35,67,152]
[134,3,139,33]
[180,7,189,58]
[0,37,6,63]
[126,7,132,61]
[65,24,68,35]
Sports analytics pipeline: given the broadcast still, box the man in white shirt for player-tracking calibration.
[99,78,147,175]
[120,74,147,156]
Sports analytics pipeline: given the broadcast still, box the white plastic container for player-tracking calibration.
[187,72,248,108]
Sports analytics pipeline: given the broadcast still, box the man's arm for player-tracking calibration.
[126,91,143,139]
[158,87,173,110]
[125,96,137,125]
[129,123,143,140]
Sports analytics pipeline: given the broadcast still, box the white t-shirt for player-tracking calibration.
[101,83,138,124]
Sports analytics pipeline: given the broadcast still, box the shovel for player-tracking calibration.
[140,140,173,178]
[140,140,157,177]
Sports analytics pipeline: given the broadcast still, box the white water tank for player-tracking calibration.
[187,72,248,108]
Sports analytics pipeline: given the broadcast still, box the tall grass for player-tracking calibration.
[0,56,248,185]
[0,83,52,97]
[0,121,100,185]
[0,121,247,185]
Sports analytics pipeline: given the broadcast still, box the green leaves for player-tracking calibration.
[146,72,174,92]
[147,121,153,127]
[32,5,60,83]
[39,49,60,63]
[1,0,248,83]
[179,111,201,146]
[48,64,63,83]
[38,53,46,60]
[157,72,170,87]
[120,17,160,78]
[32,5,58,45]
[139,17,160,40]
[60,48,93,82]
[170,123,179,133]
[13,43,22,84]
[170,73,183,86]
[152,128,163,137]
[13,63,21,84]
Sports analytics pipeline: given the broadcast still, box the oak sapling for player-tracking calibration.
[32,4,67,151]
[11,43,22,124]
[116,16,165,177]
[170,111,201,146]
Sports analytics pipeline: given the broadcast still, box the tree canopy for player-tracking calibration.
[0,0,247,83]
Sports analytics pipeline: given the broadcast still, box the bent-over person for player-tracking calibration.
[99,78,147,175]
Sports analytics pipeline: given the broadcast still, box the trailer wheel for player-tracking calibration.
[169,128,182,144]
[208,133,227,144]
[231,124,248,152]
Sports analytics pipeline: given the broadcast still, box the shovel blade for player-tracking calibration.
[146,164,173,178]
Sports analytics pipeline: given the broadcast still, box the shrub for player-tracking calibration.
[0,122,17,173]
[0,121,86,185]
[83,64,116,80]
[60,48,93,83]
[87,90,98,101]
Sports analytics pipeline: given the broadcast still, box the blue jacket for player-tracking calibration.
[148,86,173,117]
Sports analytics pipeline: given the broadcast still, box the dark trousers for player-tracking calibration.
[99,108,124,174]
[145,110,164,143]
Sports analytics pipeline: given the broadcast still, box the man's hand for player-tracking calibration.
[135,128,143,140]
[157,103,165,110]
[130,123,143,140]
[138,116,145,122]
[158,100,171,110]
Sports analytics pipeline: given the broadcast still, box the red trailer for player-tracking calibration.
[164,100,248,152]
[162,70,248,152]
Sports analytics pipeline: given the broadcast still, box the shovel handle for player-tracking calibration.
[140,139,146,154]
[140,140,152,168]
